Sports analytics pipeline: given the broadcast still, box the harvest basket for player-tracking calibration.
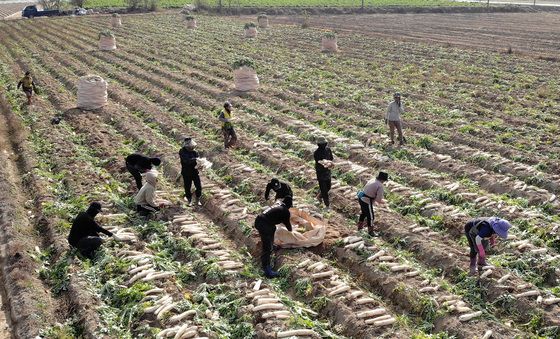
[77,75,107,110]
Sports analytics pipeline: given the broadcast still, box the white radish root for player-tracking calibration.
[276,329,318,338]
[458,311,482,322]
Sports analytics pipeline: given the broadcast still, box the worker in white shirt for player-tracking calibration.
[385,92,405,146]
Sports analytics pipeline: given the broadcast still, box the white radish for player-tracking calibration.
[128,269,156,285]
[255,298,281,305]
[458,311,482,322]
[262,310,291,319]
[248,289,270,298]
[367,250,385,261]
[307,262,322,270]
[328,285,351,296]
[345,241,364,249]
[156,303,177,320]
[481,330,493,339]
[296,259,311,268]
[168,310,196,323]
[373,318,397,326]
[142,271,174,282]
[276,329,318,338]
[496,274,511,284]
[514,290,540,298]
[312,263,326,272]
[356,297,375,305]
[129,264,153,275]
[543,297,560,305]
[480,270,493,279]
[357,308,386,319]
[404,271,419,277]
[312,271,334,279]
[348,290,364,299]
[253,303,284,312]
[253,280,262,291]
[390,265,410,272]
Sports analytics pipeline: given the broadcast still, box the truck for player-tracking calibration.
[22,5,60,18]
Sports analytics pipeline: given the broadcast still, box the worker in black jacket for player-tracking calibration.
[125,153,161,190]
[68,202,118,259]
[264,178,293,207]
[314,136,334,209]
[179,137,202,206]
[254,197,293,278]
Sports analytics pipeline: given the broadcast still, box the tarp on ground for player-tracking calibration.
[275,208,326,248]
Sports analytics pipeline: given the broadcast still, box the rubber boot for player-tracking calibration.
[469,257,477,276]
[264,266,279,278]
[367,225,375,236]
[193,196,202,206]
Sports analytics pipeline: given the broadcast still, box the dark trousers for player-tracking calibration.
[182,171,202,201]
[464,222,489,259]
[255,217,276,269]
[126,162,143,190]
[136,204,159,216]
[318,178,331,207]
[76,236,103,259]
[222,127,237,148]
[358,198,374,227]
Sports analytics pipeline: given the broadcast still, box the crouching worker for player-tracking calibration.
[68,202,120,259]
[465,217,511,275]
[134,170,168,216]
[254,197,293,278]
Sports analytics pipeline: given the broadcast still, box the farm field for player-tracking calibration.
[0,2,31,19]
[0,10,559,339]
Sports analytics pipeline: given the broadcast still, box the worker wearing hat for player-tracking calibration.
[17,71,38,105]
[465,217,511,275]
[385,92,405,146]
[179,137,202,206]
[219,101,237,149]
[264,178,293,207]
[357,171,388,236]
[125,153,161,190]
[313,136,334,209]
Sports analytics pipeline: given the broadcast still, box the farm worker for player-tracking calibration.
[219,101,237,149]
[465,217,511,275]
[265,178,293,204]
[314,136,334,209]
[254,197,293,278]
[385,92,405,146]
[357,171,388,236]
[125,153,161,190]
[134,170,164,216]
[17,71,38,105]
[68,202,120,259]
[179,137,202,206]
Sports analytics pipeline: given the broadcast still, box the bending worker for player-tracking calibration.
[218,101,237,149]
[314,136,334,209]
[264,178,293,203]
[254,197,293,278]
[357,171,388,236]
[68,202,120,259]
[125,153,161,190]
[465,217,511,275]
[17,71,38,105]
[179,137,202,206]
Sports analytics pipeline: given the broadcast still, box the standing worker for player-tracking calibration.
[385,92,405,146]
[125,153,161,190]
[68,202,120,259]
[179,137,202,206]
[357,171,388,236]
[254,197,293,278]
[314,136,334,209]
[264,178,293,205]
[17,71,38,105]
[218,101,237,149]
[465,217,511,275]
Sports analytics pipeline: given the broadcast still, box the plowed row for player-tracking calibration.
[0,11,559,338]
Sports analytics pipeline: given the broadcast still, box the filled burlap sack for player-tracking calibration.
[77,75,107,110]
[99,36,116,51]
[258,17,268,28]
[233,66,259,92]
[111,16,121,27]
[275,208,326,248]
[244,27,257,38]
[321,37,338,52]
[186,19,197,29]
